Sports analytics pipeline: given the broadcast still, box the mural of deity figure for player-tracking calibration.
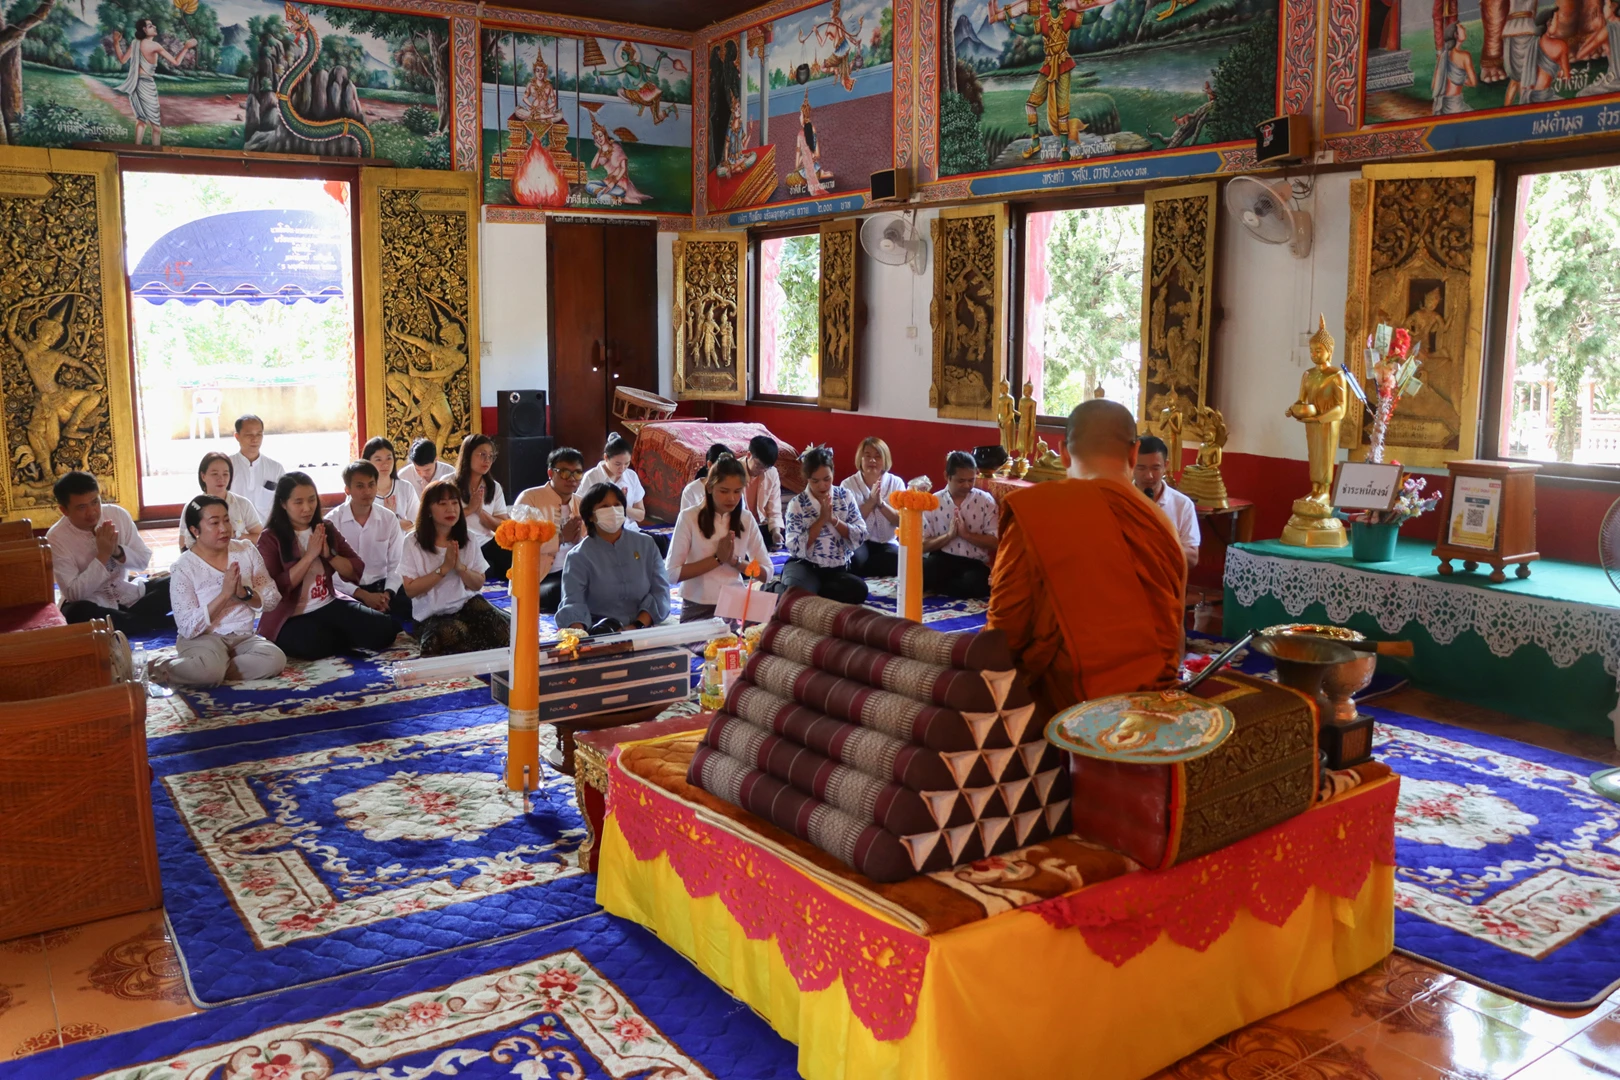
[597,42,686,125]
[586,116,651,205]
[8,296,105,481]
[517,54,564,123]
[801,0,865,91]
[109,19,197,148]
[385,304,468,451]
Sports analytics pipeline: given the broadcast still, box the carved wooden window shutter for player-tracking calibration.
[0,148,137,526]
[1140,181,1217,437]
[672,232,747,402]
[929,204,1008,421]
[359,168,482,455]
[817,219,860,412]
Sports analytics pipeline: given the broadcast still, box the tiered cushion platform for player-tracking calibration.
[1224,539,1620,743]
[596,729,1399,1080]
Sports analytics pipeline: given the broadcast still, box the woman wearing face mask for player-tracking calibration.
[581,434,667,555]
[399,479,510,656]
[256,471,398,660]
[457,432,512,582]
[364,436,419,530]
[154,495,285,687]
[187,451,263,549]
[841,436,904,578]
[556,483,670,633]
[666,455,773,622]
[782,445,868,605]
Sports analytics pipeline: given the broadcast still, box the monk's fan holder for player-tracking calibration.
[687,589,1073,883]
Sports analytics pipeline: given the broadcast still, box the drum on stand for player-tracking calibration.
[612,386,678,437]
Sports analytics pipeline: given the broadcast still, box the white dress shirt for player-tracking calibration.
[923,486,1000,563]
[327,499,403,593]
[580,464,647,532]
[377,476,421,527]
[840,471,905,546]
[665,504,774,605]
[1156,482,1202,560]
[400,537,488,621]
[403,460,456,498]
[46,503,151,609]
[170,540,280,640]
[680,478,706,514]
[229,452,285,521]
[745,466,783,535]
[182,491,261,550]
[785,486,868,568]
[463,480,507,546]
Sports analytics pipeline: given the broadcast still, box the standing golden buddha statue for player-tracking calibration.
[1281,315,1349,548]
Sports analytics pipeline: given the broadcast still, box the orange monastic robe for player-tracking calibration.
[988,477,1187,716]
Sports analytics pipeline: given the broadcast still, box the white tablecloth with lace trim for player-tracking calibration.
[1224,544,1620,746]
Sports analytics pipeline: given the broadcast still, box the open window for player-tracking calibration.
[753,228,822,403]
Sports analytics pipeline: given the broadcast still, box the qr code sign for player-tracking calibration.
[1464,506,1487,530]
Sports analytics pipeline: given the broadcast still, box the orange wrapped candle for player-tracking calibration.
[888,489,938,624]
[496,519,555,792]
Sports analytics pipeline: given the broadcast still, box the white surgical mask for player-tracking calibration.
[594,506,626,533]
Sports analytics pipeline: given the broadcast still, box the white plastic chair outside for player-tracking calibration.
[191,388,222,439]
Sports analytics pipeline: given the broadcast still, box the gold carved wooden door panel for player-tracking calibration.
[1140,182,1217,435]
[359,168,481,457]
[672,232,746,402]
[930,204,1006,421]
[0,148,135,527]
[817,219,859,412]
[1343,163,1492,467]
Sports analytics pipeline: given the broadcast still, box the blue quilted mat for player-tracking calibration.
[152,704,602,1005]
[1378,709,1620,1007]
[0,912,799,1080]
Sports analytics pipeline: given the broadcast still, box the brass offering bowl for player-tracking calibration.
[1250,633,1357,725]
[1262,624,1376,724]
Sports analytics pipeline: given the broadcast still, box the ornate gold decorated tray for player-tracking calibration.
[1045,690,1237,765]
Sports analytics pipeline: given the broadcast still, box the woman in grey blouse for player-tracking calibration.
[556,483,670,633]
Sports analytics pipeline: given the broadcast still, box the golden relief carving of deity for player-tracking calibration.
[818,220,858,411]
[673,232,746,402]
[930,204,1007,421]
[360,170,481,455]
[1342,163,1492,468]
[0,149,135,524]
[1140,182,1217,436]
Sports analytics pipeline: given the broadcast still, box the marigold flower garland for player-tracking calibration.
[888,488,939,512]
[494,518,558,549]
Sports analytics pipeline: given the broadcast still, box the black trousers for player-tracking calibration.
[849,540,899,578]
[922,550,992,600]
[680,601,717,623]
[481,538,513,582]
[639,528,671,557]
[358,579,415,628]
[275,599,398,660]
[781,557,868,606]
[62,577,173,636]
[539,569,563,615]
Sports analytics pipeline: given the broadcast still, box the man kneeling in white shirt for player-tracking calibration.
[46,470,173,634]
[156,495,285,688]
[328,460,411,628]
[1134,435,1200,573]
[921,451,999,601]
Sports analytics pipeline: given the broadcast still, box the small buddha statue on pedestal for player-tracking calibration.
[1281,315,1349,547]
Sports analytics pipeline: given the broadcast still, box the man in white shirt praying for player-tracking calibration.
[1135,435,1200,572]
[45,470,173,633]
[921,451,999,600]
[228,414,285,521]
[327,459,409,626]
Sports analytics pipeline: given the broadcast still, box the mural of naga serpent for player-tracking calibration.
[279,1,376,157]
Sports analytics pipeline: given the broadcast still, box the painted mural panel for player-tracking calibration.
[480,28,692,213]
[1361,0,1620,125]
[705,0,896,215]
[0,0,451,166]
[936,0,1281,178]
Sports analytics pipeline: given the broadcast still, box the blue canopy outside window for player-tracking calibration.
[130,209,348,306]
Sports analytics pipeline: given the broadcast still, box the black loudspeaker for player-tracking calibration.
[492,435,554,499]
[497,390,548,437]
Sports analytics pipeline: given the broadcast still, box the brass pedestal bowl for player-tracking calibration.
[1262,624,1376,724]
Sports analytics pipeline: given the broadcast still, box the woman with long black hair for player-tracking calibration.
[399,479,510,656]
[255,471,397,660]
[666,455,773,622]
[456,433,512,582]
[363,435,419,530]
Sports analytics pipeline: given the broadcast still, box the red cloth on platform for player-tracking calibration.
[631,421,802,523]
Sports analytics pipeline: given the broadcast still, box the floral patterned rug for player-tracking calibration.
[0,912,798,1079]
[1379,708,1620,1007]
[152,704,602,1005]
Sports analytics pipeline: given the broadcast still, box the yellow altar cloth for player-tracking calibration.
[597,739,1398,1080]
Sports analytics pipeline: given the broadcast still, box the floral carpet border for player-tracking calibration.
[1029,778,1400,965]
[607,751,929,1041]
[1225,547,1620,674]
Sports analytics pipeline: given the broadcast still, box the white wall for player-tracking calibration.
[478,218,551,404]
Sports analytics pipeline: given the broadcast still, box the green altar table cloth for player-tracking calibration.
[1223,538,1619,741]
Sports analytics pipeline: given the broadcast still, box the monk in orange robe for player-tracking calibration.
[989,398,1187,716]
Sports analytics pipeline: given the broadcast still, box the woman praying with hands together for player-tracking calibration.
[782,445,868,605]
[400,479,510,656]
[667,455,773,622]
[457,433,512,582]
[364,436,420,530]
[841,436,904,578]
[186,451,263,549]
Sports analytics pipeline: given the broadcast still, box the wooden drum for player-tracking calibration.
[612,386,678,436]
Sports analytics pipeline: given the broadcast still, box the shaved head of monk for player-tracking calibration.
[1064,399,1141,480]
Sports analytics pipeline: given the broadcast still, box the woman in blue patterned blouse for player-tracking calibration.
[556,483,671,633]
[781,446,869,605]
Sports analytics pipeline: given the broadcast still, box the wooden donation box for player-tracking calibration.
[492,647,692,720]
[1433,460,1540,583]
